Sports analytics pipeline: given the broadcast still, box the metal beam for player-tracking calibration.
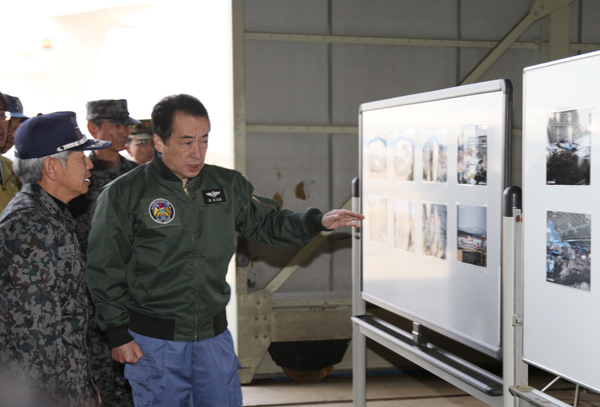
[264,232,331,295]
[247,125,524,136]
[247,32,539,49]
[246,124,358,134]
[272,298,351,309]
[232,0,247,174]
[232,0,248,363]
[461,0,574,85]
[541,4,571,62]
[354,317,503,407]
[245,32,599,52]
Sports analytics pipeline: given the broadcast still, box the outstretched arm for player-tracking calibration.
[321,209,364,230]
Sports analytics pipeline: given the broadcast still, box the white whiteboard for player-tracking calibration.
[523,51,600,393]
[360,80,511,358]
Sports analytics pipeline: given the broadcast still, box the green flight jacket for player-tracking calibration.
[86,156,327,348]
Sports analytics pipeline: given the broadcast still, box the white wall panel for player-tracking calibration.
[244,0,329,34]
[245,41,329,125]
[246,132,330,211]
[332,0,458,39]
[332,44,457,126]
[461,0,542,42]
[582,0,600,43]
[245,132,332,293]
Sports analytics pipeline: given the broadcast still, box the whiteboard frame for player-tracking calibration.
[359,80,512,359]
[522,50,600,394]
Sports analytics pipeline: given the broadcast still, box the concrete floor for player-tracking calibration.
[242,368,600,407]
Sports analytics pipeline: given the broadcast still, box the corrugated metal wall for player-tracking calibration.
[241,0,597,298]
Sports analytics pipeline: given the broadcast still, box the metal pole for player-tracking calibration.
[352,177,366,407]
[541,376,561,392]
[461,0,573,84]
[503,186,528,407]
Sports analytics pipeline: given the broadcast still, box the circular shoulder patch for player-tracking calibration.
[149,198,175,224]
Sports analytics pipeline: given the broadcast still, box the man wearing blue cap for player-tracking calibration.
[0,111,111,407]
[2,94,29,154]
[0,94,27,213]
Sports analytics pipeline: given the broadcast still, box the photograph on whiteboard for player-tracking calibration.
[457,205,487,267]
[423,202,447,259]
[368,195,388,244]
[457,125,488,185]
[546,211,591,291]
[393,130,415,181]
[368,132,388,179]
[423,128,448,183]
[393,199,415,252]
[546,107,593,186]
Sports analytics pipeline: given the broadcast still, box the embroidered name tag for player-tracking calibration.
[202,188,227,204]
[59,244,76,259]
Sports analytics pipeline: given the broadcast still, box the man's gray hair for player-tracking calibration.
[14,151,72,184]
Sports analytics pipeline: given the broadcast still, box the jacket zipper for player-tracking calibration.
[184,180,199,340]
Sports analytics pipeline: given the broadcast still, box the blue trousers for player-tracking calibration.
[124,329,243,407]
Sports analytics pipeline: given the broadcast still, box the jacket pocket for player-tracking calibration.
[227,355,243,407]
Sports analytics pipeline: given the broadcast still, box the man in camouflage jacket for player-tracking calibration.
[0,111,111,407]
[67,99,139,407]
[68,99,140,259]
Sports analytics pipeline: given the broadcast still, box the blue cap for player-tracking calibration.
[14,111,112,159]
[5,95,28,120]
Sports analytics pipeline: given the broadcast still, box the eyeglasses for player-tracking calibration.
[1,111,11,122]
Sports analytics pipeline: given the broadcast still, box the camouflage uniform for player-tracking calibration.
[1,154,22,214]
[68,152,137,407]
[0,183,98,407]
[69,152,138,259]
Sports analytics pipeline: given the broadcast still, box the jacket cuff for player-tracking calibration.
[106,324,134,348]
[303,208,332,236]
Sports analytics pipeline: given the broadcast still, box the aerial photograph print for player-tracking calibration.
[546,107,592,186]
[457,205,487,267]
[546,211,591,291]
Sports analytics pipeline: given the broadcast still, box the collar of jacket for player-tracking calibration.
[89,150,129,171]
[148,149,202,186]
[24,183,71,223]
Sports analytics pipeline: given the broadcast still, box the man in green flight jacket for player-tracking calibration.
[86,94,363,407]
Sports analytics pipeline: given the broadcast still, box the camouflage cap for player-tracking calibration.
[129,119,153,140]
[86,99,141,126]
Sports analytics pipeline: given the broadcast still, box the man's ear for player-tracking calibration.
[153,134,164,154]
[87,122,99,139]
[42,157,59,182]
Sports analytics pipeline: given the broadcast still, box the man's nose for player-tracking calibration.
[190,141,203,158]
